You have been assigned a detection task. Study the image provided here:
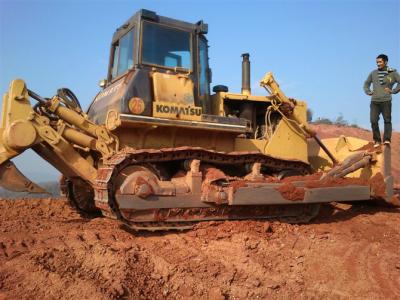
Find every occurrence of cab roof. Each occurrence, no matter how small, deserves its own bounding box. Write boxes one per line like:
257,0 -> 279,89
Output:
111,9 -> 208,44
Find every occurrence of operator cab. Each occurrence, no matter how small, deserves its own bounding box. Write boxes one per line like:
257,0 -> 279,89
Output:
88,10 -> 211,122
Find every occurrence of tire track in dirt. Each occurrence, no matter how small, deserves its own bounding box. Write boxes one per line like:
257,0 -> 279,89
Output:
342,240 -> 399,299
366,244 -> 400,299
343,241 -> 370,285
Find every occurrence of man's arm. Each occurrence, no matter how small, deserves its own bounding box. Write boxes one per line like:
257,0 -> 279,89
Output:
363,72 -> 373,95
391,71 -> 400,94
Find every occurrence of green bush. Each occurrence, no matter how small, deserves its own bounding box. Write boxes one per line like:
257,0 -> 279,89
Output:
313,117 -> 333,125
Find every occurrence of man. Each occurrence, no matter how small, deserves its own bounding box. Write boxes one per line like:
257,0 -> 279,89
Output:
364,54 -> 400,146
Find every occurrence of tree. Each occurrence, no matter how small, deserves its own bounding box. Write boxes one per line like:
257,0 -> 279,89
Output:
335,113 -> 348,126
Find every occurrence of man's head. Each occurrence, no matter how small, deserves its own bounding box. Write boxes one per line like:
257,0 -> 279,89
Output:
376,54 -> 388,70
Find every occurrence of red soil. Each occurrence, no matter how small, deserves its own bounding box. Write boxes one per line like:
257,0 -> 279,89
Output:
0,198 -> 399,299
276,182 -> 305,201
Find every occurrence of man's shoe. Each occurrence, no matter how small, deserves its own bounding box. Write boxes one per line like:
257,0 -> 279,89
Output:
373,142 -> 381,148
383,140 -> 391,145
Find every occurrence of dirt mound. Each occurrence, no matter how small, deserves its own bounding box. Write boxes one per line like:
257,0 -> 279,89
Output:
1,198 -> 399,299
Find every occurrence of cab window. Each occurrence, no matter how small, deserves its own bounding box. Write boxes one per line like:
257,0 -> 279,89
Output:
111,29 -> 134,79
198,37 -> 210,97
141,22 -> 191,70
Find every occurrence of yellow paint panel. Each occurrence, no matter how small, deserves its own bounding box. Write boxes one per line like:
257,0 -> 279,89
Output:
152,72 -> 194,105
234,138 -> 266,152
264,119 -> 308,163
293,100 -> 307,124
0,80 -> 35,164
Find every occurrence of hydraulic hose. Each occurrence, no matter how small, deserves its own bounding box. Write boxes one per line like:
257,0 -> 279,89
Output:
28,89 -> 47,105
57,88 -> 82,112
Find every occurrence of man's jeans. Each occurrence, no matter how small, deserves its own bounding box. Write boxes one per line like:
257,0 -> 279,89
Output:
370,101 -> 392,142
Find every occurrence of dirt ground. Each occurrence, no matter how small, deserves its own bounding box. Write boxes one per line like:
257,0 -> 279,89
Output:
0,198 -> 399,300
0,125 -> 399,300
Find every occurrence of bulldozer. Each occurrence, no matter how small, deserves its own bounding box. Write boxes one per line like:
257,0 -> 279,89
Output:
0,9 -> 396,230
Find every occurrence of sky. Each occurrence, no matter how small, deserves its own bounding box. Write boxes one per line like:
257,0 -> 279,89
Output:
0,0 -> 399,182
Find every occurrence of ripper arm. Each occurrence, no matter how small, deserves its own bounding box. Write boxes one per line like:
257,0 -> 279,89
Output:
0,79 -> 119,192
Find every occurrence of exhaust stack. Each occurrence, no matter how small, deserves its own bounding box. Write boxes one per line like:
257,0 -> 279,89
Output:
241,53 -> 251,95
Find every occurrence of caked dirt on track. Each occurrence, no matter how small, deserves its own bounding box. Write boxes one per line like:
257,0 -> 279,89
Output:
0,198 -> 399,300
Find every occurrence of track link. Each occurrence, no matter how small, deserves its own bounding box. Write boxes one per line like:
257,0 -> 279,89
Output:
93,146 -> 317,230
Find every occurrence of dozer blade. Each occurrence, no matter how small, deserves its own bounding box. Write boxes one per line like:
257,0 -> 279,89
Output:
0,160 -> 47,193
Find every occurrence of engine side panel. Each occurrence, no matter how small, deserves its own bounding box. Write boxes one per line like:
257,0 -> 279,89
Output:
88,69 -> 153,124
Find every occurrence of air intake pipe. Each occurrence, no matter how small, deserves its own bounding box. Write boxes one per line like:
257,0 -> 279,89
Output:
241,53 -> 251,95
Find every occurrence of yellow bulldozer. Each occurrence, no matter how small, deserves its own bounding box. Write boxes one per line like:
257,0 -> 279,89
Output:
0,10 -> 395,230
